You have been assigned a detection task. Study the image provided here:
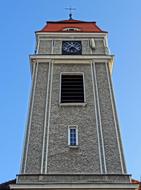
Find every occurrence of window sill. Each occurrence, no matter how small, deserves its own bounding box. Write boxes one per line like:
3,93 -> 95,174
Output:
69,145 -> 79,149
59,102 -> 87,107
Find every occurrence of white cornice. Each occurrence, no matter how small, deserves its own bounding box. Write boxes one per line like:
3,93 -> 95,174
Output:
29,54 -> 114,61
36,32 -> 108,39
29,55 -> 114,74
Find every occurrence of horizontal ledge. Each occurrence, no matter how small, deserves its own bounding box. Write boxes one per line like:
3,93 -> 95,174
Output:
10,183 -> 138,189
59,103 -> 87,106
17,174 -> 132,176
29,54 -> 114,61
69,145 -> 79,149
35,32 -> 108,37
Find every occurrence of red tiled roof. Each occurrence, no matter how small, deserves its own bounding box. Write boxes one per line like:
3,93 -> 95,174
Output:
132,179 -> 141,190
38,19 -> 107,33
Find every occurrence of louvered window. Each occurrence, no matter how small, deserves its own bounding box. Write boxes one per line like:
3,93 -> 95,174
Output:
61,74 -> 84,103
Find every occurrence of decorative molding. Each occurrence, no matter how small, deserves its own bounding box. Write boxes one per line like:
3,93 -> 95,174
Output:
10,183 -> 138,189
29,55 -> 114,74
93,62 -> 107,174
36,32 -> 108,38
30,55 -> 114,61
91,63 -> 103,174
40,62 -> 51,174
45,61 -> 54,173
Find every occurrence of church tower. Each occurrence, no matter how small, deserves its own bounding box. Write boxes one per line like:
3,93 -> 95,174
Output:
11,17 -> 138,190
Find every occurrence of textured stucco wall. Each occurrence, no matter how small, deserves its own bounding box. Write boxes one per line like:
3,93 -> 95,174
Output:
47,63 -> 101,173
22,62 -> 49,174
17,174 -> 130,184
38,39 -> 106,55
94,40 -> 105,54
38,40 -> 52,54
21,61 -> 126,176
95,62 -> 123,173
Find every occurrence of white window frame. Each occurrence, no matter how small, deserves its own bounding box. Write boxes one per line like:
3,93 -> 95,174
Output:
68,125 -> 78,146
63,28 -> 80,31
59,72 -> 86,106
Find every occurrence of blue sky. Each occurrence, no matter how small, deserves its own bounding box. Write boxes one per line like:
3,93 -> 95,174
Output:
0,0 -> 141,183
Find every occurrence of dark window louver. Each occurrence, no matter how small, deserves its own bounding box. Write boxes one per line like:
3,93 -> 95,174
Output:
61,75 -> 84,103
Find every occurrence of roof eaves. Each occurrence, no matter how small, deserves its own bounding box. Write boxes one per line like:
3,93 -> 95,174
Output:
0,179 -> 16,190
35,30 -> 108,33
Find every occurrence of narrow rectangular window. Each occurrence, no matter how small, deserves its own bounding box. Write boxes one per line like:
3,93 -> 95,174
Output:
61,74 -> 84,103
68,126 -> 78,146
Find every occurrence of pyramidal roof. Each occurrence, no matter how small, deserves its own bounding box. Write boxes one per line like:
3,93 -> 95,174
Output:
38,19 -> 107,33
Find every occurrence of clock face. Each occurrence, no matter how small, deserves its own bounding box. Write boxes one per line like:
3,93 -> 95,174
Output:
62,41 -> 82,55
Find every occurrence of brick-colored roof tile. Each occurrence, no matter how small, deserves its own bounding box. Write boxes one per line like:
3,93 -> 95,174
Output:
132,179 -> 141,190
38,19 -> 107,33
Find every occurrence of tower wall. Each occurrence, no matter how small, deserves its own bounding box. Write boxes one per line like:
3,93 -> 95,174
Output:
38,38 -> 106,55
21,62 -> 49,174
21,61 -> 126,175
47,63 -> 100,174
94,62 -> 126,173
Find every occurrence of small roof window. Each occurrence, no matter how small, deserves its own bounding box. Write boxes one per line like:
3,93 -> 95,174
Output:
63,27 -> 80,31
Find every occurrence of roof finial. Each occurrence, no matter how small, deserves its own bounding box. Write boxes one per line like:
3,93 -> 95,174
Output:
69,13 -> 72,20
65,7 -> 76,20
